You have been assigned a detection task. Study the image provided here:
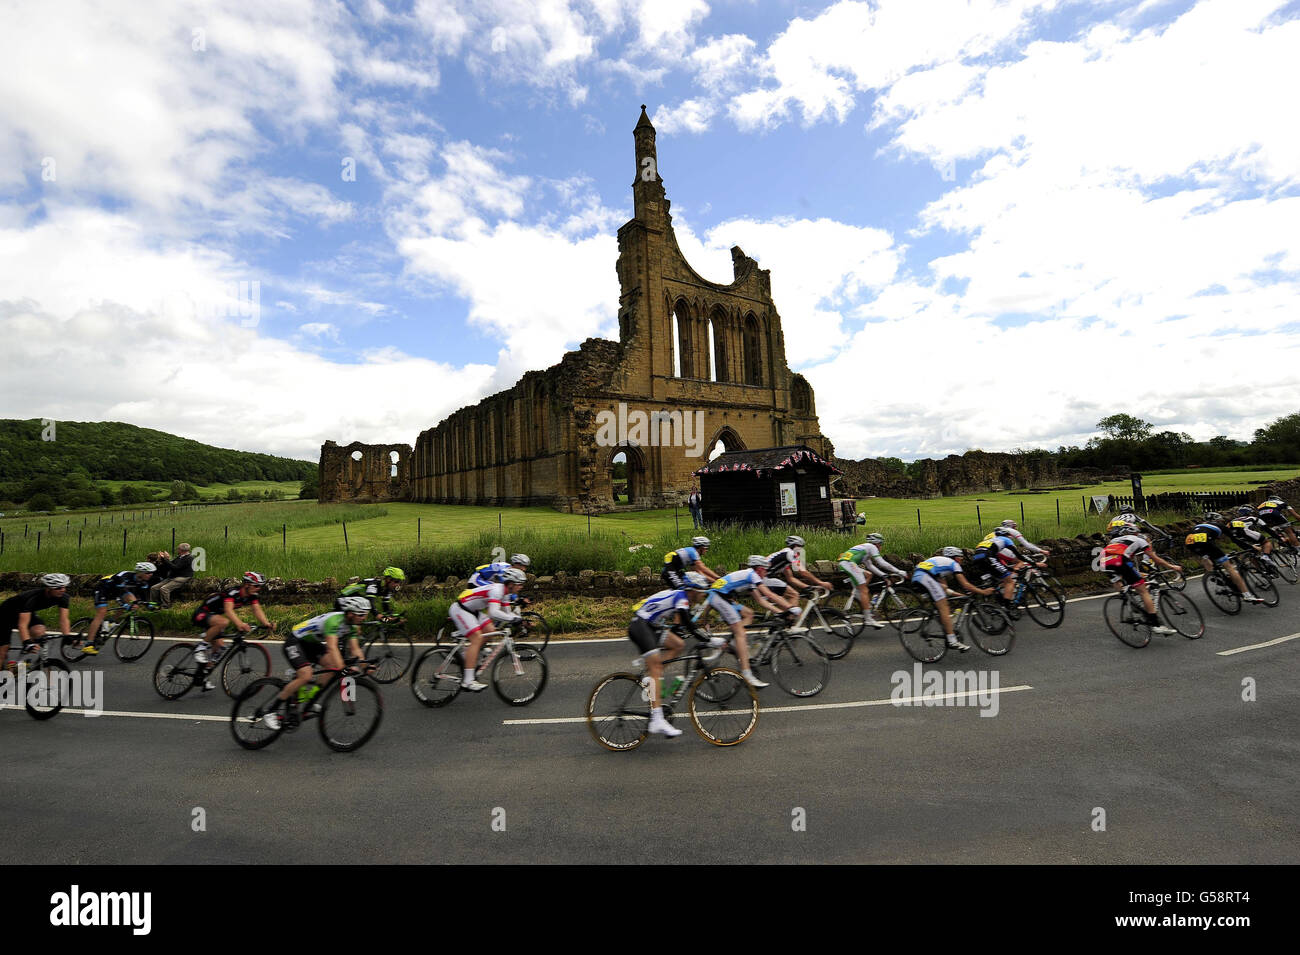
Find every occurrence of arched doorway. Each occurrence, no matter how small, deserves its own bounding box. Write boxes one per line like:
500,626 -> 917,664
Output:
706,426 -> 745,462
605,444 -> 647,507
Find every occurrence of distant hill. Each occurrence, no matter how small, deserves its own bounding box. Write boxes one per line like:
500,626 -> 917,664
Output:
0,419 -> 314,485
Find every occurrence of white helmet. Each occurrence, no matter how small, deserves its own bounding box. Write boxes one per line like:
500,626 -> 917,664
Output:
747,554 -> 770,568
682,571 -> 709,590
691,536 -> 711,549
503,568 -> 528,584
1000,519 -> 1017,530
41,573 -> 71,588
243,571 -> 267,586
135,561 -> 156,573
785,535 -> 805,548
339,596 -> 371,614
864,533 -> 884,545
941,546 -> 964,559
510,554 -> 531,567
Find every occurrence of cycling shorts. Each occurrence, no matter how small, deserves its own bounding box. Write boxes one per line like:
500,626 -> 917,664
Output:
968,552 -> 1009,582
283,633 -> 326,669
661,568 -> 687,590
839,560 -> 868,586
706,592 -> 746,625
448,601 -> 492,638
1186,540 -> 1229,566
910,570 -> 948,604
1104,557 -> 1143,587
628,617 -> 671,656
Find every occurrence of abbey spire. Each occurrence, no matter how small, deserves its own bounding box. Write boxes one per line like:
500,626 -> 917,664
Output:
632,105 -> 666,220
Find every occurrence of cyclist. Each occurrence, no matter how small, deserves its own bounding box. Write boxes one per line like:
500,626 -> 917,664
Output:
338,566 -> 406,620
997,519 -> 1051,559
766,535 -> 832,597
910,547 -> 997,652
77,562 -> 155,656
836,534 -> 906,629
1186,513 -> 1263,604
1100,525 -> 1178,634
967,529 -> 1027,604
260,595 -> 371,730
1,572 -> 72,671
627,572 -> 718,739
191,572 -> 276,668
1256,497 -> 1300,548
1225,506 -> 1281,576
706,555 -> 800,688
449,567 -> 528,692
1106,511 -> 1145,534
662,537 -> 718,589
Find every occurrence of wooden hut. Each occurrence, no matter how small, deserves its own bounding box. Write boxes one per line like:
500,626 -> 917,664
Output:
694,445 -> 842,527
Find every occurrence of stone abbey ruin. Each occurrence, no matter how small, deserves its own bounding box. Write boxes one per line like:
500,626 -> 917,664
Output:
320,106 -> 831,511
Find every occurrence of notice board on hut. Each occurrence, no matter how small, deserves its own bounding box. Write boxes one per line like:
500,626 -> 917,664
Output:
694,445 -> 841,527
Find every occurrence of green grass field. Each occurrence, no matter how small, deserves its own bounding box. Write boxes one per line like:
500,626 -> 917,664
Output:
91,479 -> 304,500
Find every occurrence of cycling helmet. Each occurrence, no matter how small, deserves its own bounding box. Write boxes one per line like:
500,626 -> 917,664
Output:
1119,512 -> 1137,521
785,535 -> 805,548
41,572 -> 71,588
339,596 -> 371,615
502,568 -> 528,584
864,533 -> 884,545
1204,511 -> 1223,523
510,554 -> 531,567
1000,519 -> 1017,530
1237,505 -> 1256,517
135,561 -> 156,573
1121,523 -> 1140,535
941,546 -> 963,559
691,536 -> 711,549
382,566 -> 405,581
682,571 -> 709,591
746,554 -> 771,568
243,571 -> 267,586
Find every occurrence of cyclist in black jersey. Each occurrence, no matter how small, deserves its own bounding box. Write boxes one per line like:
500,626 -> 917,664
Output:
191,571 -> 276,666
77,562 -> 155,656
1,573 -> 71,670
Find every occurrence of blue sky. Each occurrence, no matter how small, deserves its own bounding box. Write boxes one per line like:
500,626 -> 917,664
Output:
2,0 -> 1298,462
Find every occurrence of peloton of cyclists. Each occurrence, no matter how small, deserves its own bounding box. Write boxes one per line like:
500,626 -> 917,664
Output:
1185,513 -> 1265,604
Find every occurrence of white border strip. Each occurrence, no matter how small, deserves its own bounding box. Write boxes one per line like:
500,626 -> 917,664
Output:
1216,632 -> 1300,656
502,684 -> 1034,725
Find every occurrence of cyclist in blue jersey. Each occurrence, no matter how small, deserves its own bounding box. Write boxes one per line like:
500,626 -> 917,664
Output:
662,537 -> 718,589
75,562 -> 155,657
910,547 -> 996,652
706,556 -> 800,688
1185,513 -> 1262,603
627,572 -> 718,738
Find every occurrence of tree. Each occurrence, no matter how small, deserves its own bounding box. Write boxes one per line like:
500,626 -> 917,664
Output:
1096,414 -> 1152,442
226,488 -> 243,501
1253,412 -> 1300,462
27,492 -> 55,511
298,474 -> 319,500
119,484 -> 147,504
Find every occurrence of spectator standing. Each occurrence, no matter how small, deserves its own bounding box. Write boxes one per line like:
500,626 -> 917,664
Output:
688,486 -> 703,528
151,543 -> 195,608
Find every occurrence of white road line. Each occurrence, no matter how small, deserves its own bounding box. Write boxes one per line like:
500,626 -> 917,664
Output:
1216,632 -> 1300,656
502,684 -> 1034,725
0,704 -> 227,722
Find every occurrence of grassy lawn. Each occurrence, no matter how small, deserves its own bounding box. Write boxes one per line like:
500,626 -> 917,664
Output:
91,479 -> 304,500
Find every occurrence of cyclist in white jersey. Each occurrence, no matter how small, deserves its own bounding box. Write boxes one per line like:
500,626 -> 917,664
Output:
627,572 -> 717,738
910,547 -> 996,651
837,534 -> 906,629
765,535 -> 832,597
449,568 -> 527,691
706,556 -> 800,688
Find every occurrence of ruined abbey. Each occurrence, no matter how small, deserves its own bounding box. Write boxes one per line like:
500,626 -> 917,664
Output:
319,106 -> 831,512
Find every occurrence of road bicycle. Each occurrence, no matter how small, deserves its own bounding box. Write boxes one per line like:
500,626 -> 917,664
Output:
9,633 -> 72,719
701,611 -> 832,698
230,658 -> 383,752
832,574 -> 923,636
1199,552 -> 1278,615
63,601 -> 157,663
152,625 -> 273,699
410,616 -> 547,707
586,635 -> 759,750
1138,552 -> 1186,592
728,585 -> 859,661
986,557 -> 1067,628
360,616 -> 413,684
897,593 -> 1015,664
1103,580 -> 1204,648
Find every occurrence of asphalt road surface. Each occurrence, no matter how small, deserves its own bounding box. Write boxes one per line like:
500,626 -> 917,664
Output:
5,584 -> 1299,864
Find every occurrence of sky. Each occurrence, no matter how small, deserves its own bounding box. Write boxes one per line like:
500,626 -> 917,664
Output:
1,0 -> 1298,464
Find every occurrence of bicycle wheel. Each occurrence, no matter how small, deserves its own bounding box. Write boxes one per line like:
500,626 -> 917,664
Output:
586,673 -> 650,751
410,647 -> 463,707
364,625 -> 413,684
1103,595 -> 1149,648
112,616 -> 155,662
967,605 -> 1015,656
807,606 -> 854,660
688,667 -> 759,746
153,643 -> 201,699
1272,549 -> 1299,584
61,617 -> 95,663
24,658 -> 70,719
880,587 -> 922,628
220,641 -> 272,698
1023,580 -> 1066,628
1242,565 -> 1279,607
317,675 -> 384,752
1201,572 -> 1241,615
230,678 -> 287,750
491,645 -> 548,706
1159,590 -> 1204,639
898,608 -> 947,663
1161,569 -> 1187,591
770,633 -> 831,697
520,611 -> 551,651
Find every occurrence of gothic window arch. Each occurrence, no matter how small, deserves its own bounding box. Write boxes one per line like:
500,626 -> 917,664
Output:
742,312 -> 763,386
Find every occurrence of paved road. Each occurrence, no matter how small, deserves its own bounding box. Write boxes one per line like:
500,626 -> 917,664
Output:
5,585 -> 1299,864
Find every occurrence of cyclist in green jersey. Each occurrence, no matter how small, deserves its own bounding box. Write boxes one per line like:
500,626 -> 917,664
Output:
337,566 -> 405,621
261,596 -> 370,729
